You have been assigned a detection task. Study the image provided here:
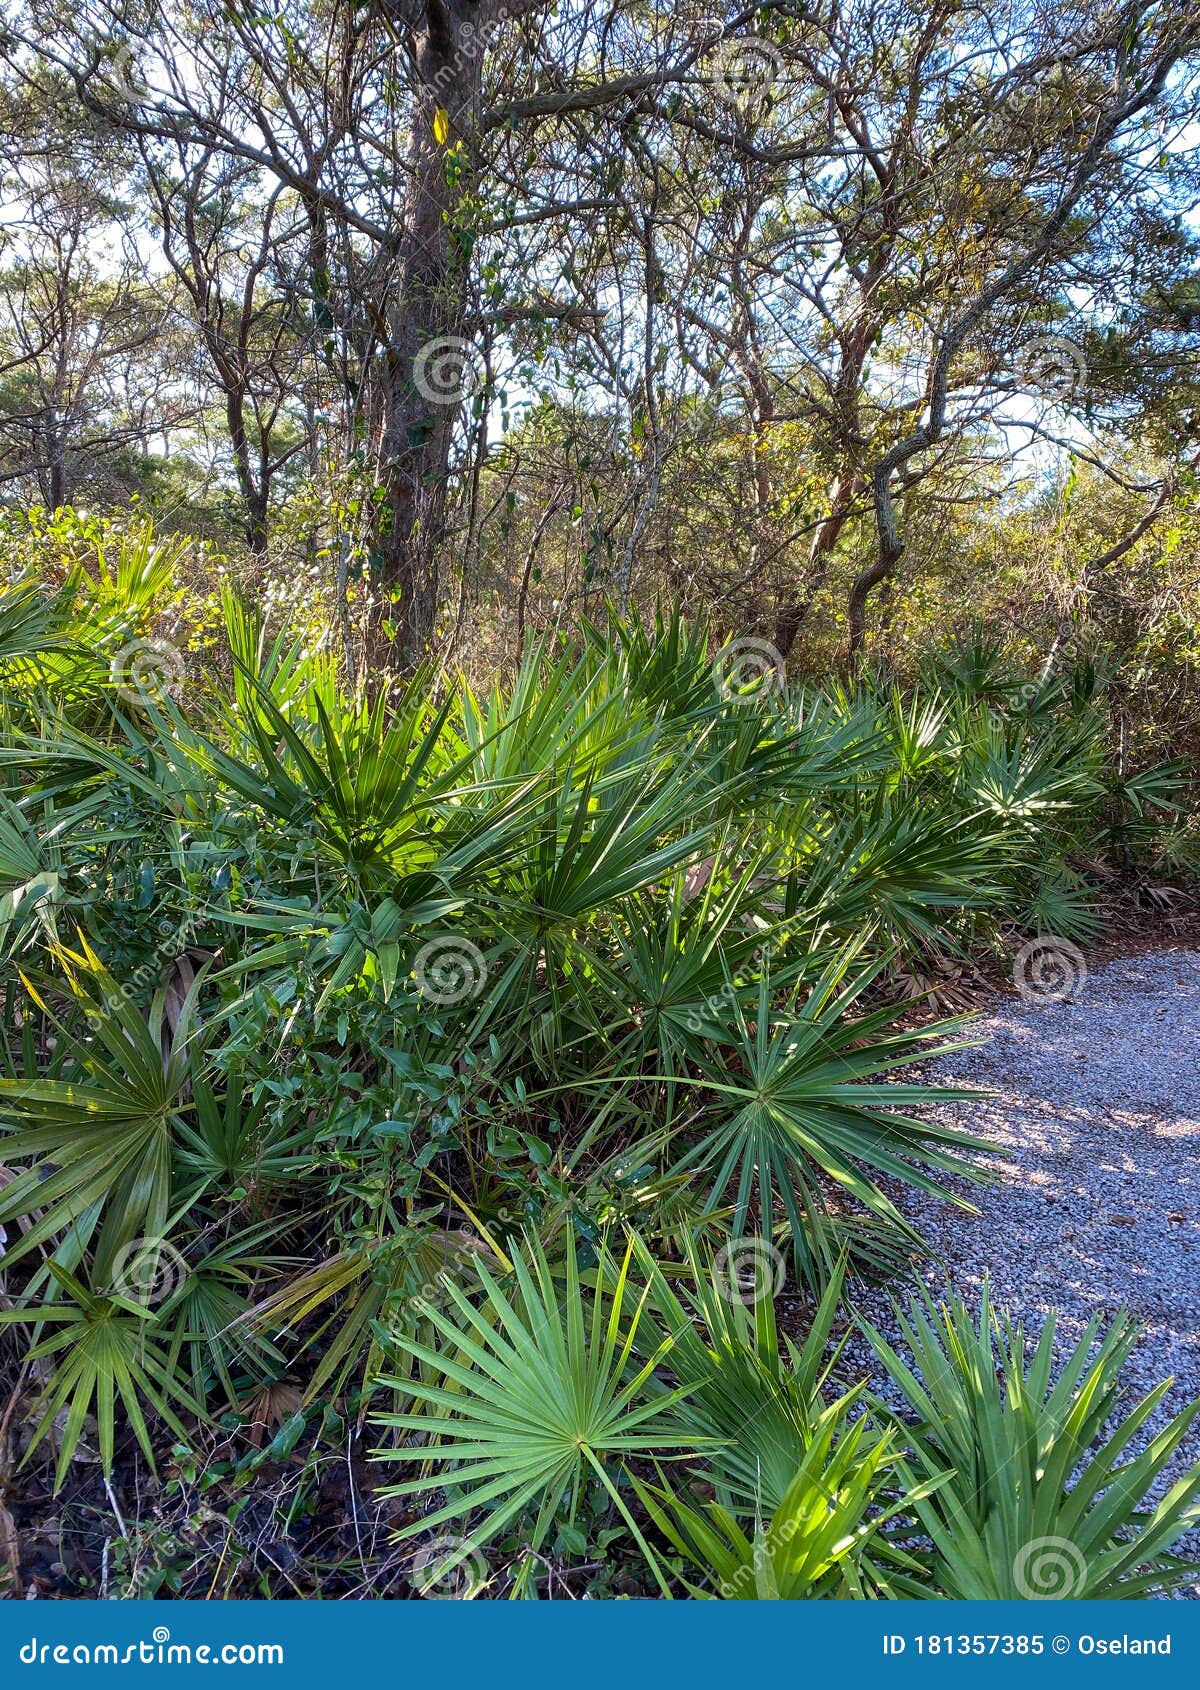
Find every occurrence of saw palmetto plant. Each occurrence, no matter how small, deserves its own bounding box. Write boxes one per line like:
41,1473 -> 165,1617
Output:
374,1231 -> 701,1591
0,557 -> 1195,1598
863,1287 -> 1200,1600
632,1399 -> 934,1599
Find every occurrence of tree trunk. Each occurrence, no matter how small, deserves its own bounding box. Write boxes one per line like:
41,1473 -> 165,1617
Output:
47,433 -> 66,511
772,473 -> 861,657
225,392 -> 269,555
370,1 -> 499,671
847,460 -> 904,667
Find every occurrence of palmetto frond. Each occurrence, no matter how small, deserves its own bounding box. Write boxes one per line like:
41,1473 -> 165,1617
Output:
633,1398 -> 928,1599
375,1231 -> 700,1584
680,950 -> 988,1287
864,1286 -> 1200,1599
0,935 -> 204,1279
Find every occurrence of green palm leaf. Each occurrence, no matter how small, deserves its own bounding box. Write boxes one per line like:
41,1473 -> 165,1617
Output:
374,1231 -> 702,1586
681,947 -> 989,1286
864,1286 -> 1200,1599
634,1398 -> 930,1598
0,1263 -> 202,1488
0,935 -> 202,1277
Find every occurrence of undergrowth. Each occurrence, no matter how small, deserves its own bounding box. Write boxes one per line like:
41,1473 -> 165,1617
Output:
1,528 -> 1198,1599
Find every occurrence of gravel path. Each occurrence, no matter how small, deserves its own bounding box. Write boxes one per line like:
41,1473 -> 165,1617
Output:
851,946 -> 1200,1543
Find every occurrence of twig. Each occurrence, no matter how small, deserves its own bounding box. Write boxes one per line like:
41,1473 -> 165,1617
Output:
103,1476 -> 127,1541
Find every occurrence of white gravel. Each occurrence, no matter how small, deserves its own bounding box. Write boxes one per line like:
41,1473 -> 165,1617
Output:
847,946 -> 1200,1569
